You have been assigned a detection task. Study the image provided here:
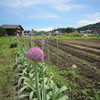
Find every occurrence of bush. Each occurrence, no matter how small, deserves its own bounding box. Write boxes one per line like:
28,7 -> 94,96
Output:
65,32 -> 81,37
4,34 -> 8,37
0,27 -> 5,37
9,42 -> 18,48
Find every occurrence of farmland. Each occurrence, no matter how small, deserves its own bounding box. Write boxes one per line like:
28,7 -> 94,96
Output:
0,37 -> 100,100
35,38 -> 100,100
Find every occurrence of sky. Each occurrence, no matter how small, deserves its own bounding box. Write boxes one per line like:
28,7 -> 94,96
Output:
0,0 -> 100,31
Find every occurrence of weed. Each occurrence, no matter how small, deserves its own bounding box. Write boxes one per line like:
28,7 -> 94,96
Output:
9,42 -> 18,48
0,37 -> 14,100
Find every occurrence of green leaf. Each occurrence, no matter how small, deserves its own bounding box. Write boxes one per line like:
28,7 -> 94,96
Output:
33,98 -> 37,100
44,77 -> 49,84
18,92 -> 29,99
56,86 -> 67,96
18,86 -> 28,95
25,81 -> 35,91
58,95 -> 69,100
29,91 -> 34,100
29,72 -> 34,78
18,76 -> 30,86
46,93 -> 51,100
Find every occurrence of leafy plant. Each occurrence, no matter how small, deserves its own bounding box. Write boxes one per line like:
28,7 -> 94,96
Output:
13,41 -> 68,100
0,27 -> 5,36
64,32 -> 81,37
9,42 -> 18,48
66,67 -> 80,80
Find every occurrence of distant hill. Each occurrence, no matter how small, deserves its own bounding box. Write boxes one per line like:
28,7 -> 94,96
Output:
77,22 -> 100,31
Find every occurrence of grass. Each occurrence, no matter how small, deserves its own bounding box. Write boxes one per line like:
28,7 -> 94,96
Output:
20,35 -> 100,39
47,63 -> 100,100
47,64 -> 79,99
0,37 -> 15,100
0,36 -> 100,100
50,35 -> 100,39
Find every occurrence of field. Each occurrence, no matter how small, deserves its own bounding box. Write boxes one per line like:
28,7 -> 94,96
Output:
33,35 -> 100,39
0,37 -> 100,100
0,37 -> 14,100
35,38 -> 100,99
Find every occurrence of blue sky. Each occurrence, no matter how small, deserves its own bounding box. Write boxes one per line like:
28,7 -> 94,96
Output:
0,0 -> 100,31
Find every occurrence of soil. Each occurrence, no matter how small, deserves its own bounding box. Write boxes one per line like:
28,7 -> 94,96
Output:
48,39 -> 100,68
0,55 -> 6,58
35,39 -> 100,89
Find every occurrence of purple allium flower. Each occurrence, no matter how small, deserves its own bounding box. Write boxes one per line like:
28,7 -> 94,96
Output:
26,47 -> 44,61
39,40 -> 45,44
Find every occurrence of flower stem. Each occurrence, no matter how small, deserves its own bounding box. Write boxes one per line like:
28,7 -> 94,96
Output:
42,63 -> 45,100
47,39 -> 50,65
56,36 -> 59,67
35,63 -> 41,100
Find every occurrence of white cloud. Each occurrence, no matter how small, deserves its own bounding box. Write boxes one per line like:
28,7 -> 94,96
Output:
75,13 -> 100,28
76,20 -> 93,27
0,0 -> 83,12
75,19 -> 100,28
0,0 -> 42,7
29,14 -> 59,19
0,0 -> 70,7
44,0 -> 70,4
53,4 -> 85,12
53,5 -> 71,11
16,0 -> 42,7
34,27 -> 55,32
0,0 -> 18,7
86,12 -> 100,20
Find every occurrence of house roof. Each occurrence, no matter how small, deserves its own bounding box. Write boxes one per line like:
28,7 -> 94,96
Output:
1,24 -> 24,30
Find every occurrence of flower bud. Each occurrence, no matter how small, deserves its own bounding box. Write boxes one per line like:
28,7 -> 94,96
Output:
26,47 -> 44,61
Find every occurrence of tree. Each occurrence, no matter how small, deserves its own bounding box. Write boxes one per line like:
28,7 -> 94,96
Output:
65,27 -> 75,33
0,27 -> 5,36
51,27 -> 75,33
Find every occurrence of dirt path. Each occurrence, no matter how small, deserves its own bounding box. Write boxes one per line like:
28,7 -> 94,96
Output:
60,39 -> 100,49
35,39 -> 100,84
36,39 -> 100,87
48,40 -> 100,69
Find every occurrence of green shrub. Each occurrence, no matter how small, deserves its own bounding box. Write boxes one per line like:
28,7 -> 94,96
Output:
9,42 -> 18,48
65,32 -> 81,37
0,27 -> 5,36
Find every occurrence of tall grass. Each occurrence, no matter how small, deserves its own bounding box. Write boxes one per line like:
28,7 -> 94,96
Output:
0,37 -> 14,100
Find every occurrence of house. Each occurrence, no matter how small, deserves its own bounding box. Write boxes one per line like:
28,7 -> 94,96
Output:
80,30 -> 93,34
80,31 -> 86,34
93,28 -> 100,35
52,30 -> 62,36
24,30 -> 31,36
80,28 -> 100,35
1,24 -> 24,36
